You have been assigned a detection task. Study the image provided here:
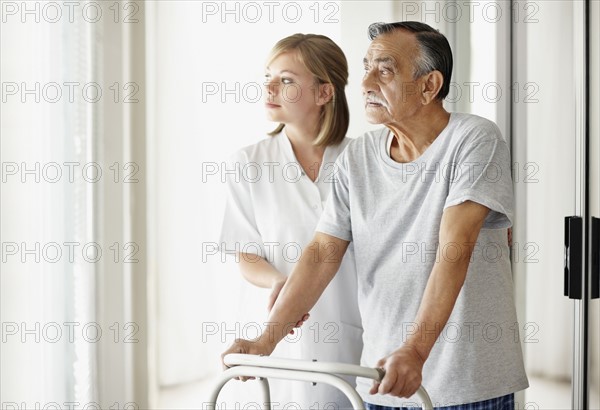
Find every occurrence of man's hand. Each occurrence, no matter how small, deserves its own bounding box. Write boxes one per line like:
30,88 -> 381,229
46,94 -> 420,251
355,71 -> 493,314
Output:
220,337 -> 275,381
370,345 -> 424,398
267,277 -> 310,334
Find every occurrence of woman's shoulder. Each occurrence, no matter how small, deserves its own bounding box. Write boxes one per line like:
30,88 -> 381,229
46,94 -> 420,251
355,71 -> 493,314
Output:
228,134 -> 282,163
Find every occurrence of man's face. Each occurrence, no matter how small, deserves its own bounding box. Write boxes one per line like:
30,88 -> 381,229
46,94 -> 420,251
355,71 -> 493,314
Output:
361,30 -> 424,126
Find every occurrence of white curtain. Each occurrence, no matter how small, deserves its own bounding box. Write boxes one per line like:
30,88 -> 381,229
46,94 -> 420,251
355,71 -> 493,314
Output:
1,6 -> 97,406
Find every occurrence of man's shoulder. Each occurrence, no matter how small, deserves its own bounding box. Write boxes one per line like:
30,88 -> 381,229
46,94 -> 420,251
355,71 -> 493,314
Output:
449,112 -> 504,143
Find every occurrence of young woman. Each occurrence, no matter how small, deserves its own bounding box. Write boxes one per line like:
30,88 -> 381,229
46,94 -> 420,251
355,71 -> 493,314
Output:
219,34 -> 363,409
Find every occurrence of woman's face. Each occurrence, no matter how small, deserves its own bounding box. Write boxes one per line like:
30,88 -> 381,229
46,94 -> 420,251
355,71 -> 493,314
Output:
264,51 -> 322,127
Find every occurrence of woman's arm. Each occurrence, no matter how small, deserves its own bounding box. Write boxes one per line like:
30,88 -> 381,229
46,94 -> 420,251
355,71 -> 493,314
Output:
238,253 -> 286,289
238,254 -> 296,314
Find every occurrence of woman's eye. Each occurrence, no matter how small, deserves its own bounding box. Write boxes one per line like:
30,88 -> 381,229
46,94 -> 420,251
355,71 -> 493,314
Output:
281,78 -> 293,85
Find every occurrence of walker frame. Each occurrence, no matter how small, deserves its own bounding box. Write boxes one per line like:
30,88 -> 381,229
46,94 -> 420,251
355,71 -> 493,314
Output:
206,354 -> 434,410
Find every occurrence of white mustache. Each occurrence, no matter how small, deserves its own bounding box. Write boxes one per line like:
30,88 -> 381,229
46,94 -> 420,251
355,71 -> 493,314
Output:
365,95 -> 387,107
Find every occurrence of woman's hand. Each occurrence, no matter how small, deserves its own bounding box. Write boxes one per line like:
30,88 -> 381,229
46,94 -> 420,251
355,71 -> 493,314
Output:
268,277 -> 310,334
369,345 -> 424,398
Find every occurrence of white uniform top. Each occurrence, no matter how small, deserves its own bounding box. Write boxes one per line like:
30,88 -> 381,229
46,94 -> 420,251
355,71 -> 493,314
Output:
219,130 -> 363,409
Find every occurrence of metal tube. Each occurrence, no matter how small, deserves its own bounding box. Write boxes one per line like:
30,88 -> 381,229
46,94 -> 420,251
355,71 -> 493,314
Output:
208,366 -> 367,409
205,354 -> 434,410
224,353 -> 381,380
257,377 -> 271,410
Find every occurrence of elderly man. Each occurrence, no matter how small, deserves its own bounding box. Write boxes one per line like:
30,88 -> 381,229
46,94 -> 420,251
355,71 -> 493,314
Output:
223,21 -> 528,409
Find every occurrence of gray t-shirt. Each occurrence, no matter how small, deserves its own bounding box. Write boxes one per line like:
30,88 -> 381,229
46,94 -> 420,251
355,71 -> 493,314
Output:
316,112 -> 528,407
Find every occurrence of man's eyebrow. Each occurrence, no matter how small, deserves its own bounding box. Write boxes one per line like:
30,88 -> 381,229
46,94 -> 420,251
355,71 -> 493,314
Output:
363,56 -> 396,65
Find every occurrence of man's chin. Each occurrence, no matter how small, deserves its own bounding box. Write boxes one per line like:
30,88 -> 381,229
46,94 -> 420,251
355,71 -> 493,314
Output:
364,114 -> 385,125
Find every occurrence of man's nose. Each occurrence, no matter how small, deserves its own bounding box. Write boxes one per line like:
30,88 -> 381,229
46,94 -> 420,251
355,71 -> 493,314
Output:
361,70 -> 378,94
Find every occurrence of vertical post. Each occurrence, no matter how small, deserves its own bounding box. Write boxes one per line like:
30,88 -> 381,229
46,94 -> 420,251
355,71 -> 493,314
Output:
124,1 -> 151,408
572,0 -> 588,408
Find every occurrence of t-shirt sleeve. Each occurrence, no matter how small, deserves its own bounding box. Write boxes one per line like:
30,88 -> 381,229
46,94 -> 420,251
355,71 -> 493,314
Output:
218,152 -> 265,257
316,151 -> 353,242
444,128 -> 514,229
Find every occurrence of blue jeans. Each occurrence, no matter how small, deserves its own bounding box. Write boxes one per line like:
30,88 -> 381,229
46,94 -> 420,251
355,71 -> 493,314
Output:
364,393 -> 514,410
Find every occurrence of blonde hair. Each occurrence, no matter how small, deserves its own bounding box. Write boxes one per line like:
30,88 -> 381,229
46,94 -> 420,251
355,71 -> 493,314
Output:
266,34 -> 349,147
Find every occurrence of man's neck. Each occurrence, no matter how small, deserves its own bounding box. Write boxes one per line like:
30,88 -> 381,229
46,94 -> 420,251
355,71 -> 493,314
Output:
387,107 -> 451,163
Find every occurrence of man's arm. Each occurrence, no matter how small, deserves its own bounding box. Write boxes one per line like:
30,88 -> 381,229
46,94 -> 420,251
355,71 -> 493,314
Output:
237,254 -> 309,331
221,232 -> 349,365
371,200 -> 490,398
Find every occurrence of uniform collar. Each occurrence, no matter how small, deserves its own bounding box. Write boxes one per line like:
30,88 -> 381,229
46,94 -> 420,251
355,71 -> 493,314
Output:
278,128 -> 299,165
278,128 -> 340,167
278,129 -> 344,183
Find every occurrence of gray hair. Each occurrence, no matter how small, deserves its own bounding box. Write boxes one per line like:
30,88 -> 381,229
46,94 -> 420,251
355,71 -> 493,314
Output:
368,21 -> 453,100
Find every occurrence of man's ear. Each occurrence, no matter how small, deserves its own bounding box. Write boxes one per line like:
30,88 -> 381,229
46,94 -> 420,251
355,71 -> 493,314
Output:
317,83 -> 334,106
420,70 -> 444,104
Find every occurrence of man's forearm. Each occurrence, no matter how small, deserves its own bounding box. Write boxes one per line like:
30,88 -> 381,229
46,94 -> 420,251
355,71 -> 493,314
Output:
405,201 -> 489,361
403,201 -> 489,361
258,234 -> 347,349
403,253 -> 471,361
369,202 -> 490,399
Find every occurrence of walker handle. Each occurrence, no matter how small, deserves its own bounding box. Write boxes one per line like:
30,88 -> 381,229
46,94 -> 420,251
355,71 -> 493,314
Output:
220,354 -> 434,410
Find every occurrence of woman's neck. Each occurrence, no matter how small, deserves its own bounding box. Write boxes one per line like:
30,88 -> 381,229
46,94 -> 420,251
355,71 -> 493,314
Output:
284,123 -> 325,156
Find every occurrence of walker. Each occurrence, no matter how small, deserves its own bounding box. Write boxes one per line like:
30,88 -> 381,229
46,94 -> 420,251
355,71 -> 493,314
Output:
207,354 -> 434,410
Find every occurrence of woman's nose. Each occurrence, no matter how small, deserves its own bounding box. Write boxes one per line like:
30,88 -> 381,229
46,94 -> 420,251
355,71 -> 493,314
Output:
265,79 -> 278,96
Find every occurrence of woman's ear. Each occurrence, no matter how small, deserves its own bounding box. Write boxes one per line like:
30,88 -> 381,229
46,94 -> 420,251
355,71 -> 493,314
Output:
317,83 -> 334,106
420,70 -> 444,105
